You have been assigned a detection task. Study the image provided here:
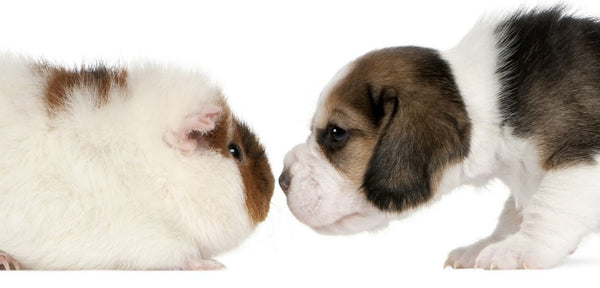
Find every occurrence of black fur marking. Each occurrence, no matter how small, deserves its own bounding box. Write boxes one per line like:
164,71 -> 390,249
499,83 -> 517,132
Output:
362,93 -> 433,210
496,8 -> 600,168
367,84 -> 397,126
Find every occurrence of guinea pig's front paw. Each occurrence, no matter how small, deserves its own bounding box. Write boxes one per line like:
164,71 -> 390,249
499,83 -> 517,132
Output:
184,259 -> 226,271
163,105 -> 222,154
0,250 -> 21,270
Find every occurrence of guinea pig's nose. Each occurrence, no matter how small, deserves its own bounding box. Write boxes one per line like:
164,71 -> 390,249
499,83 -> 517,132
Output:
278,170 -> 291,195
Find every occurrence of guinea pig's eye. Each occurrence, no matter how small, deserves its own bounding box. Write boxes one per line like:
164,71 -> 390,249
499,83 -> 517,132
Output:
330,125 -> 348,142
228,143 -> 243,161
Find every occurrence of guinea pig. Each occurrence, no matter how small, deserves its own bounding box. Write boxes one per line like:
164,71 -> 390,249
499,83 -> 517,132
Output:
0,54 -> 273,270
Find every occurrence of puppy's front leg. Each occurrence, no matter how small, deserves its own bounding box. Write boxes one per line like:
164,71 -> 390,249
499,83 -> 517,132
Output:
475,163 -> 600,269
445,196 -> 522,269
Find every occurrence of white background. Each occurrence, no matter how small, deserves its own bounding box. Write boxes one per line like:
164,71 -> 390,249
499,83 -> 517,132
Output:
3,0 -> 600,287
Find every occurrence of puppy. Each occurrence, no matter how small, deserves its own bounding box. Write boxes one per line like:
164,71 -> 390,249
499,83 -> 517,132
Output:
280,8 -> 600,269
0,55 -> 273,270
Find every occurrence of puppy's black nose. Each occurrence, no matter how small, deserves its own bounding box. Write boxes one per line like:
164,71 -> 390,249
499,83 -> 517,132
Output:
278,170 -> 291,195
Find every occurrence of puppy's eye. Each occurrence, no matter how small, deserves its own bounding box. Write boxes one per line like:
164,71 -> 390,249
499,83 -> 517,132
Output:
228,143 -> 243,161
330,126 -> 347,142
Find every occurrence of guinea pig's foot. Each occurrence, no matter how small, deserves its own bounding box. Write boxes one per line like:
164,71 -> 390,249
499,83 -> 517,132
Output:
0,251 -> 21,270
163,105 -> 222,154
184,259 -> 226,270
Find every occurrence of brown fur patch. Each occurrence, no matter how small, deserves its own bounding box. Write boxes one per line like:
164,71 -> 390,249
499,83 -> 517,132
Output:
315,47 -> 471,211
230,119 -> 273,224
316,99 -> 379,183
188,99 -> 272,223
35,63 -> 127,116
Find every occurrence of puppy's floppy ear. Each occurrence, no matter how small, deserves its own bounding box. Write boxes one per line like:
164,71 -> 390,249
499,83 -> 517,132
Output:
362,86 -> 469,212
367,84 -> 396,126
363,86 -> 430,211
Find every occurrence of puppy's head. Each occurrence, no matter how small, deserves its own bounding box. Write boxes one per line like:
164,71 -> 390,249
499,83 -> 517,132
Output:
280,47 -> 470,234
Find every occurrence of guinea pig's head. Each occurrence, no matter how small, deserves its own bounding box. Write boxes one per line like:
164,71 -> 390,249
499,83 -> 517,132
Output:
279,47 -> 471,234
165,99 -> 274,226
209,113 -> 274,225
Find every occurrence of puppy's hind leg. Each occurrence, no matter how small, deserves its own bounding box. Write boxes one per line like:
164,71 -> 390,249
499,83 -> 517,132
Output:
475,162 -> 600,269
445,196 -> 522,269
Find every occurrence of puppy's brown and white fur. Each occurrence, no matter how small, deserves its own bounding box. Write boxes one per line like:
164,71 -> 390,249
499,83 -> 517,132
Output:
0,56 -> 273,270
280,8 -> 600,269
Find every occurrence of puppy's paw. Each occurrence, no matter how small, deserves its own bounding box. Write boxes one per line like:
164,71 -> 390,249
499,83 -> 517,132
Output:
184,259 -> 226,270
445,239 -> 494,269
0,250 -> 21,270
474,234 -> 565,269
163,105 -> 222,154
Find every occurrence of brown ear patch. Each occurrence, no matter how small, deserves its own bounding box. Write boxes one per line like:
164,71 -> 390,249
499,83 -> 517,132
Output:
230,119 -> 274,224
35,63 -> 127,116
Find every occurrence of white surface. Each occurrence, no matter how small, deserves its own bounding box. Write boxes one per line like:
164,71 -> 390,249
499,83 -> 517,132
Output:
2,0 -> 600,286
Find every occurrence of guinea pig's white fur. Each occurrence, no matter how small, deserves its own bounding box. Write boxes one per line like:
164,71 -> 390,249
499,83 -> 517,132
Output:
0,54 -> 271,270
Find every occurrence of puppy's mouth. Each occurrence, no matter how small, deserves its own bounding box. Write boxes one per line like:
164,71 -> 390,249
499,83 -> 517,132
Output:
311,213 -> 359,234
311,212 -> 375,235
326,212 -> 362,227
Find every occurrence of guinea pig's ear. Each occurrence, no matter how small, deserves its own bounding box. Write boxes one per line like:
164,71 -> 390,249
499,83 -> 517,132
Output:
362,87 -> 433,212
163,104 -> 222,154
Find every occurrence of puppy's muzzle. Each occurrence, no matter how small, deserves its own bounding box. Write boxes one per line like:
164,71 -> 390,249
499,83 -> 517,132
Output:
278,169 -> 291,195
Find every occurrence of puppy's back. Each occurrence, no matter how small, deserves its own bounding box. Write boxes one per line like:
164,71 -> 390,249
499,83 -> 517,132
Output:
496,8 -> 600,169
